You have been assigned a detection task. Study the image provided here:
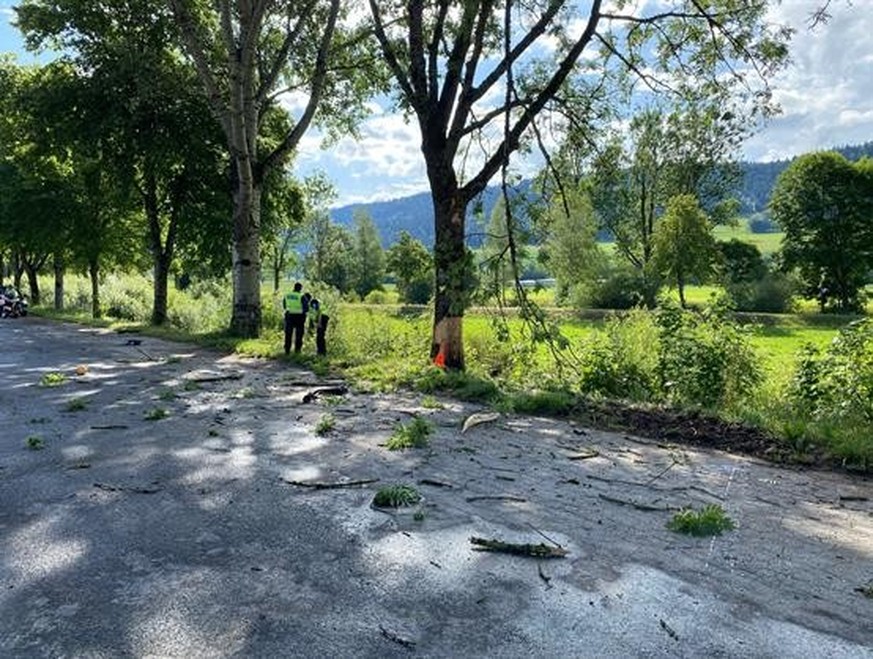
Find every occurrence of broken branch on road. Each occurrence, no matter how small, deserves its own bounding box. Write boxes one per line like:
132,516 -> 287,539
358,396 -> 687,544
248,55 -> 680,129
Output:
282,477 -> 378,489
470,536 -> 568,558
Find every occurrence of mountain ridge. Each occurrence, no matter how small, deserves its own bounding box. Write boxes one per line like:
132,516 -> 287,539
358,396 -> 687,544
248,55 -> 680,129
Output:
330,141 -> 873,247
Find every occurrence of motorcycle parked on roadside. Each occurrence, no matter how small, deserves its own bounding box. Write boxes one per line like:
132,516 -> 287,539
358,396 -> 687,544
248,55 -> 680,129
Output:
0,286 -> 28,318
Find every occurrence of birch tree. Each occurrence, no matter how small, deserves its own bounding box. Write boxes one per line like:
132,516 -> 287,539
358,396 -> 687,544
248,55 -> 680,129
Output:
168,0 -> 369,336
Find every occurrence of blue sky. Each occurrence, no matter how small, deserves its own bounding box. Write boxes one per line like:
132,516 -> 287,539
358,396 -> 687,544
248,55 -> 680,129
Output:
3,1 -> 873,206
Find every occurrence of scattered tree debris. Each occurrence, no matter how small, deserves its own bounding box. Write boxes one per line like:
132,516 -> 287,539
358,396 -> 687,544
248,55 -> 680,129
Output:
91,424 -> 129,430
567,450 -> 600,461
134,347 -> 157,361
419,478 -> 454,488
94,482 -> 161,494
462,412 -> 500,434
282,477 -> 378,489
659,618 -> 680,641
645,459 -> 680,485
465,495 -> 526,503
839,495 -> 869,502
184,371 -> 244,383
470,536 -> 567,558
538,564 -> 553,588
598,493 -> 678,512
302,385 -> 349,404
66,463 -> 91,470
379,625 -> 416,649
854,582 -> 873,599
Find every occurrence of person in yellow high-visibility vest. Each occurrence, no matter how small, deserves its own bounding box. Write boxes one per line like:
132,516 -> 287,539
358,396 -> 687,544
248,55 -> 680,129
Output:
282,282 -> 309,355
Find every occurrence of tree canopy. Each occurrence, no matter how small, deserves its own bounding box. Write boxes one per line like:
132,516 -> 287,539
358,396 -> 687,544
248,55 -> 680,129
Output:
769,151 -> 873,313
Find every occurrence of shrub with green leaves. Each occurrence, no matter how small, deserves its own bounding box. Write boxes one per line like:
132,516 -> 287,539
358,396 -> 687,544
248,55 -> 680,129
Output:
386,416 -> 432,450
373,484 -> 421,508
667,504 -> 736,537
788,319 -> 873,425
577,310 -> 659,401
655,302 -> 762,409
102,273 -> 152,321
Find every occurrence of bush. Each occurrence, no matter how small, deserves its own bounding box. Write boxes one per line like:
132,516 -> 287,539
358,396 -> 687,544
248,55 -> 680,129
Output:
577,311 -> 659,401
655,302 -> 762,409
102,273 -> 152,321
404,278 -> 433,305
167,278 -> 232,333
364,289 -> 389,305
788,319 -> 873,426
727,272 -> 797,313
747,215 -> 781,234
580,266 -> 651,310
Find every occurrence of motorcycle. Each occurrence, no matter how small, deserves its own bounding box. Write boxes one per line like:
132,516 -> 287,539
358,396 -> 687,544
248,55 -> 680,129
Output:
0,287 -> 27,318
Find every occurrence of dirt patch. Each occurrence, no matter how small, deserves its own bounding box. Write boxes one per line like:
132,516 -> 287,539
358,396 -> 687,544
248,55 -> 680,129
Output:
573,400 -> 837,470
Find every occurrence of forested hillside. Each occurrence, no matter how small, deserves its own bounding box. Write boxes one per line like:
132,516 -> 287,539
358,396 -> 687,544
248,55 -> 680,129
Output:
331,142 -> 873,246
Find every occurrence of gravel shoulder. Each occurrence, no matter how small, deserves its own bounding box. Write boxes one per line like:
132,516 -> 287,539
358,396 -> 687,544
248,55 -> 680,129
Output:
1,317 -> 871,657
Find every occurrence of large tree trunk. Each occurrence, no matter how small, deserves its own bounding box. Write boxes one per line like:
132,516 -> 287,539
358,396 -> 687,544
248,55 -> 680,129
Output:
677,272 -> 687,308
23,261 -> 40,305
12,251 -> 23,291
230,174 -> 262,337
53,254 -> 64,311
152,252 -> 171,325
144,169 -> 176,327
89,259 -> 101,319
272,251 -> 280,293
430,190 -> 469,371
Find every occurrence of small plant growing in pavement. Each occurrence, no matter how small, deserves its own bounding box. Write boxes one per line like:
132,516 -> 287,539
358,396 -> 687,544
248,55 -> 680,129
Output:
667,504 -> 736,537
373,484 -> 422,508
144,407 -> 169,421
315,413 -> 336,436
25,436 -> 44,450
40,372 -> 67,387
65,397 -> 88,412
421,395 -> 444,410
158,388 -> 177,401
386,416 -> 432,450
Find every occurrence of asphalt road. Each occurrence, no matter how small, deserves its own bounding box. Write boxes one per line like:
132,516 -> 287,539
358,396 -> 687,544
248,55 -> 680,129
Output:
1,317 -> 871,658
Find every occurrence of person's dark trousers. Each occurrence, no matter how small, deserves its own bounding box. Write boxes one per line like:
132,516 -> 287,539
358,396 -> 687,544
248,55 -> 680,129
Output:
284,313 -> 305,354
315,315 -> 329,356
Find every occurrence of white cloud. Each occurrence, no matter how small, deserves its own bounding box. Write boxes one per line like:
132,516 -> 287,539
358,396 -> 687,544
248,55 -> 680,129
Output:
744,0 -> 873,160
